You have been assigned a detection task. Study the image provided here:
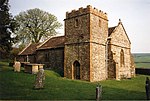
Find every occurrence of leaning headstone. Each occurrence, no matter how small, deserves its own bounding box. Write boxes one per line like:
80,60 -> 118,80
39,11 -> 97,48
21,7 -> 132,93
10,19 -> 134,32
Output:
34,68 -> 45,89
96,84 -> 102,101
13,61 -> 21,72
145,77 -> 150,100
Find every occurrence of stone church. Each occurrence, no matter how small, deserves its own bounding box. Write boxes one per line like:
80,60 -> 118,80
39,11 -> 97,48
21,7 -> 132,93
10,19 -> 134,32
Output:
18,5 -> 135,82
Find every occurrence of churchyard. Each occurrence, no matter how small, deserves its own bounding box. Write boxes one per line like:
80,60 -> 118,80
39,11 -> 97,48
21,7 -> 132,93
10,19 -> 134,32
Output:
0,58 -> 150,100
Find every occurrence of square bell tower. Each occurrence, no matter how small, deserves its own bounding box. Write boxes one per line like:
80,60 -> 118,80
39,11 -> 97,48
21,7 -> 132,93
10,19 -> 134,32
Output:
64,5 -> 108,82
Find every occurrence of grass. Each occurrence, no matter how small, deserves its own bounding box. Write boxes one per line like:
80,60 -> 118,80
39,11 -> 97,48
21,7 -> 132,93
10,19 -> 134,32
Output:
133,53 -> 150,62
133,53 -> 150,68
0,61 -> 150,100
135,62 -> 150,68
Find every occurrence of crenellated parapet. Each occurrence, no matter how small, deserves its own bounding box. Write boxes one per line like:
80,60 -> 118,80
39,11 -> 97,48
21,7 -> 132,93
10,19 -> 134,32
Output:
65,5 -> 108,20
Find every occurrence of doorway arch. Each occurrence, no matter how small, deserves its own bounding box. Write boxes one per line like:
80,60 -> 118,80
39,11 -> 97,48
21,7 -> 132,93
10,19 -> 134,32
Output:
73,61 -> 80,79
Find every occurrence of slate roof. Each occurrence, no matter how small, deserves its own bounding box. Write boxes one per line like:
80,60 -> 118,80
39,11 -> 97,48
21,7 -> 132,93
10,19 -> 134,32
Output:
18,43 -> 41,55
108,26 -> 116,36
37,36 -> 65,50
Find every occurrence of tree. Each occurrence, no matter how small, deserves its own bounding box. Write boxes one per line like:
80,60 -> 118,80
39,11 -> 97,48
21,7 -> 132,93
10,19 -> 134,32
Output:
10,44 -> 25,60
0,0 -> 15,59
14,8 -> 62,45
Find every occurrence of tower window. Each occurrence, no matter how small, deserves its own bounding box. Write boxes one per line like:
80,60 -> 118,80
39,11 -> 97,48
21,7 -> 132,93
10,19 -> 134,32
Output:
99,19 -> 101,27
75,19 -> 79,27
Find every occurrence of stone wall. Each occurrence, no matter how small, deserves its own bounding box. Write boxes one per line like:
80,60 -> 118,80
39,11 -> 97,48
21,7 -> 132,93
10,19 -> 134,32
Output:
64,14 -> 90,44
64,6 -> 91,81
29,55 -> 36,63
65,5 -> 107,21
89,12 -> 108,82
17,55 -> 35,63
64,44 -> 90,81
64,5 -> 108,82
17,55 -> 26,62
17,5 -> 135,82
90,43 -> 107,81
110,45 -> 131,80
109,22 -> 134,80
110,22 -> 131,48
36,48 -> 64,76
107,43 -> 116,79
90,13 -> 108,44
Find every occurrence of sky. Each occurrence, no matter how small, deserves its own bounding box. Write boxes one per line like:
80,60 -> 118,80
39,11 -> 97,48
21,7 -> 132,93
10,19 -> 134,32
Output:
9,0 -> 150,53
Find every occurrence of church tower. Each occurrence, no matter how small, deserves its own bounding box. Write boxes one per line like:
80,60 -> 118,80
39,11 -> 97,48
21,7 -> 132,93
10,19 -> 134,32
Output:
64,5 -> 108,82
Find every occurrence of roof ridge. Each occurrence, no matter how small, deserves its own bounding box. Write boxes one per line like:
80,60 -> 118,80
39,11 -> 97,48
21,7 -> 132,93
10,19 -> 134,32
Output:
37,36 -> 65,50
37,37 -> 52,49
118,21 -> 131,44
108,20 -> 131,44
37,36 -> 65,49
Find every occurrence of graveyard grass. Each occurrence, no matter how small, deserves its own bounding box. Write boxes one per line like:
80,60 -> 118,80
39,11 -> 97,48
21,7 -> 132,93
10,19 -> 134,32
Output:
0,61 -> 150,100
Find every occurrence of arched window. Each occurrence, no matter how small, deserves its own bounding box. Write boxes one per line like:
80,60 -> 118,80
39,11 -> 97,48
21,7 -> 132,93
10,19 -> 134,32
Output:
120,49 -> 124,67
73,60 -> 80,79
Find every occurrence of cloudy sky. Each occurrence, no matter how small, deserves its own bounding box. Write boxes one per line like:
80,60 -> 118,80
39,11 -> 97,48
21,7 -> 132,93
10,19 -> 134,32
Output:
9,0 -> 150,53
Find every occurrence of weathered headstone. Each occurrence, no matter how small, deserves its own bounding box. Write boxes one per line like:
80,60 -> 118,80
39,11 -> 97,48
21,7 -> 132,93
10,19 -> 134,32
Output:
145,77 -> 150,100
96,84 -> 102,101
13,61 -> 21,72
34,68 -> 45,89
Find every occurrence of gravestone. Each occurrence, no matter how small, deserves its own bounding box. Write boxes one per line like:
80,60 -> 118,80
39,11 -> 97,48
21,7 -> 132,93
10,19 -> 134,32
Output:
145,77 -> 150,100
13,61 -> 21,72
96,84 -> 102,101
34,68 -> 45,89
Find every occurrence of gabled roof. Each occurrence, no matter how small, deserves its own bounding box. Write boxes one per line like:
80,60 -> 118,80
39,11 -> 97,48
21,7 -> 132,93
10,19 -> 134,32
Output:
108,20 -> 131,44
119,21 -> 131,44
18,43 -> 41,55
37,36 -> 65,50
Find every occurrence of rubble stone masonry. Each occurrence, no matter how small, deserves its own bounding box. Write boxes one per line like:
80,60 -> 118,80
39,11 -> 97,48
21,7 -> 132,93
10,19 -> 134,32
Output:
64,5 -> 109,82
64,5 -> 135,82
19,5 -> 135,82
